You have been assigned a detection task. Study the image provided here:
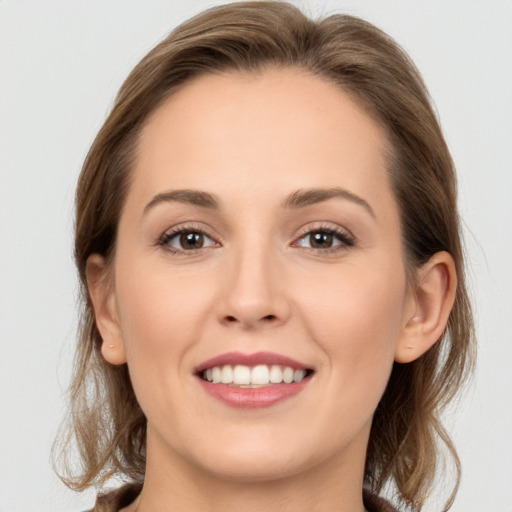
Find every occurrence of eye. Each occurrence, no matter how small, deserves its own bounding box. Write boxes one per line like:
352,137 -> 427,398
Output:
159,228 -> 217,253
295,228 -> 354,251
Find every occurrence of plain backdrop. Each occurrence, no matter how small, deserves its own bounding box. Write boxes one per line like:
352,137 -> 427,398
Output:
1,1 -> 511,511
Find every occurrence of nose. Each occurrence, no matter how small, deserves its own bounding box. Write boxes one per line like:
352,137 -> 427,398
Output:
216,244 -> 291,329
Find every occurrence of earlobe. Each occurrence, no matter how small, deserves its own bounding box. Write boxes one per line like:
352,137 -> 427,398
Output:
395,251 -> 457,364
86,254 -> 127,365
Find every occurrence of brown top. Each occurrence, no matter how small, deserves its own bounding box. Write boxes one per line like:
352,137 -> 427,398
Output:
88,483 -> 399,512
88,483 -> 141,512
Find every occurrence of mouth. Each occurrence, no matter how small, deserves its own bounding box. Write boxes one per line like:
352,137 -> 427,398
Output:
195,352 -> 314,408
199,364 -> 313,387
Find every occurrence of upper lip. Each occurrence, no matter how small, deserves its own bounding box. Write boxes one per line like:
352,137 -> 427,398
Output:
195,351 -> 312,374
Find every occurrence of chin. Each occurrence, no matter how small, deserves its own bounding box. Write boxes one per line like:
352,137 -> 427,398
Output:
198,451 -> 312,483
182,429 -> 330,484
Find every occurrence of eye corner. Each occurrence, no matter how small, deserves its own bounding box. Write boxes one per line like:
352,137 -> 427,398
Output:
291,224 -> 355,254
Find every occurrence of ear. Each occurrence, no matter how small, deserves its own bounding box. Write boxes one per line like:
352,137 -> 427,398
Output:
86,254 -> 127,365
395,251 -> 457,364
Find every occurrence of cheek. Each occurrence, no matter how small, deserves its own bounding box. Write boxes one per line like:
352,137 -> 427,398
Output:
113,258 -> 215,379
112,259 -> 222,427
299,259 -> 406,401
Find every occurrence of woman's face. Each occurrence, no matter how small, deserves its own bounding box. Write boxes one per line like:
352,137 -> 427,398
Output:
101,69 -> 417,481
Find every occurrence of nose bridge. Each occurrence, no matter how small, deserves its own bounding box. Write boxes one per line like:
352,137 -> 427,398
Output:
219,233 -> 289,328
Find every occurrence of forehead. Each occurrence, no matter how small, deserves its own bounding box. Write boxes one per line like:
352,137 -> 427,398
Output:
131,68 -> 393,214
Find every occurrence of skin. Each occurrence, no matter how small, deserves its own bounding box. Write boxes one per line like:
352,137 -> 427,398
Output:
88,68 -> 456,512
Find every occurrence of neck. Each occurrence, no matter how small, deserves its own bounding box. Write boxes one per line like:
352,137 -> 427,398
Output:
130,426 -> 369,512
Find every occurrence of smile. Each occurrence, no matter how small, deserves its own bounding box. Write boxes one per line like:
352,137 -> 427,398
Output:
201,364 -> 310,387
195,352 -> 314,408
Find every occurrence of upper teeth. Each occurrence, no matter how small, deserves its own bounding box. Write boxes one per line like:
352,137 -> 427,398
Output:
202,365 -> 307,386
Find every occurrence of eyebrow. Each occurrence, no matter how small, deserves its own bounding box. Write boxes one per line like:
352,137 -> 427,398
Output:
282,187 -> 375,218
144,189 -> 220,214
143,186 -> 375,218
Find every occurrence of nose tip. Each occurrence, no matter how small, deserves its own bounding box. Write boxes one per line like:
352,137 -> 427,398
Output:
216,253 -> 290,330
221,299 -> 287,329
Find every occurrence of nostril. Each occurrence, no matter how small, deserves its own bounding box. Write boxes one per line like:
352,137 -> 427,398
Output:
224,314 -> 276,324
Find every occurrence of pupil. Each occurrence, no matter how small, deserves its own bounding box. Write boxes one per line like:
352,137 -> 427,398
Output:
180,232 -> 203,249
311,232 -> 332,248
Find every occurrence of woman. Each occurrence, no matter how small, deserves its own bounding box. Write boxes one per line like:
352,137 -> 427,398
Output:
56,2 -> 474,511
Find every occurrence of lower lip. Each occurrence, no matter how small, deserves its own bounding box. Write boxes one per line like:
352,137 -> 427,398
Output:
197,377 -> 310,409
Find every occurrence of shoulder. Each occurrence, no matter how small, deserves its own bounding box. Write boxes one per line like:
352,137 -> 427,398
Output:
86,484 -> 397,512
86,483 -> 142,512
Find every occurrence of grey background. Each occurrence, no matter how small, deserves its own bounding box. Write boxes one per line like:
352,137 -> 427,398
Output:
1,1 -> 511,510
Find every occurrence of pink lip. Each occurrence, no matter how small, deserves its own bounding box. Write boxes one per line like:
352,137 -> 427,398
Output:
197,379 -> 310,409
195,351 -> 313,409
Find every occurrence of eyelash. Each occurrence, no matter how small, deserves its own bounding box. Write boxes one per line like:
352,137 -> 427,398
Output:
292,224 -> 355,254
158,223 -> 218,255
158,224 -> 355,255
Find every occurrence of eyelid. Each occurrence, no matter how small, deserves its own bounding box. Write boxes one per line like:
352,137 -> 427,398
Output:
155,221 -> 355,255
291,222 -> 355,251
294,221 -> 354,239
157,222 -> 221,254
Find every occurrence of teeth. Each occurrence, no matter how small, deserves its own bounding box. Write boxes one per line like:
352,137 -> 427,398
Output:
220,365 -> 233,384
283,366 -> 294,383
212,367 -> 221,384
294,369 -> 306,382
251,365 -> 270,385
233,365 -> 251,385
202,364 -> 308,386
269,364 -> 283,383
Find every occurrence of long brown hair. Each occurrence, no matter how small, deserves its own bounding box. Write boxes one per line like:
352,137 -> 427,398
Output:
56,2 -> 475,509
